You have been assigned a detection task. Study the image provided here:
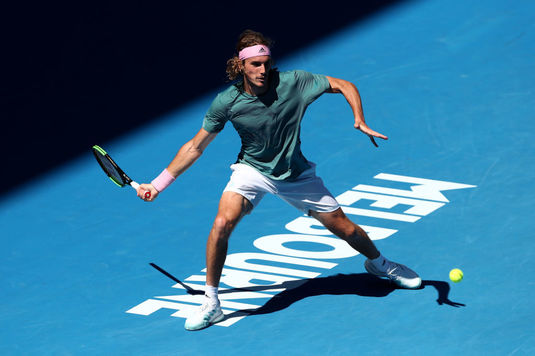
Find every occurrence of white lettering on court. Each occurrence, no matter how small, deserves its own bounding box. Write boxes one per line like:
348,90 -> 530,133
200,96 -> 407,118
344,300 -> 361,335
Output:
127,174 -> 476,327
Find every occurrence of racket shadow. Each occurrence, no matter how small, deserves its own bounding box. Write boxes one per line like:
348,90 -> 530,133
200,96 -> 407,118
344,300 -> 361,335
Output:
223,273 -> 465,320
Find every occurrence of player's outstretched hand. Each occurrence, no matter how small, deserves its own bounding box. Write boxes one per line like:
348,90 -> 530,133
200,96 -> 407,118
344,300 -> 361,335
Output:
137,183 -> 159,202
354,121 -> 388,147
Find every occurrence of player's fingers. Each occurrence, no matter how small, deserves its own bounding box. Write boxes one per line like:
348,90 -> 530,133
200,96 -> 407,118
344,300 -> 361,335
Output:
364,128 -> 388,141
143,190 -> 151,200
141,189 -> 149,201
137,184 -> 151,201
373,132 -> 388,140
141,186 -> 158,202
356,124 -> 388,141
144,189 -> 155,202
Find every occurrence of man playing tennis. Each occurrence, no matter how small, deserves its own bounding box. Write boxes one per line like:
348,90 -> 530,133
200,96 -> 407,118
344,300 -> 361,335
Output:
138,30 -> 421,331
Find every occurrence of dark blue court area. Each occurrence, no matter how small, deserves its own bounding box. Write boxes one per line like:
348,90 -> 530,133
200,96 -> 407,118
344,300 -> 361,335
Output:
2,0 -> 534,354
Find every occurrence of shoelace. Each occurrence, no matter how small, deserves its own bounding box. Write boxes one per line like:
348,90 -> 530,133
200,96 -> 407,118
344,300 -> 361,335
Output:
200,301 -> 219,319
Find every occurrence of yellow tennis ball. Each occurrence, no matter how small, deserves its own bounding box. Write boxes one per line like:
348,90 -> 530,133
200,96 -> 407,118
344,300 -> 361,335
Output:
449,268 -> 463,283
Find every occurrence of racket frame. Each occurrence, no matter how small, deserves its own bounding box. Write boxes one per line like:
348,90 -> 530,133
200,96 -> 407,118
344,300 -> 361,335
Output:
92,145 -> 139,191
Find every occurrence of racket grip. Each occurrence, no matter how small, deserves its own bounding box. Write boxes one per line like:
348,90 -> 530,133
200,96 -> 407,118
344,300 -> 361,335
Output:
131,181 -> 151,199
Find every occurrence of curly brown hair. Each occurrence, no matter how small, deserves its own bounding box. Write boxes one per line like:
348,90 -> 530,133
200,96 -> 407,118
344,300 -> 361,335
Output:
226,30 -> 273,81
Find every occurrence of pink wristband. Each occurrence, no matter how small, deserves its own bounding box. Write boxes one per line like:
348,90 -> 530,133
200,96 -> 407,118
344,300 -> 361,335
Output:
151,169 -> 175,192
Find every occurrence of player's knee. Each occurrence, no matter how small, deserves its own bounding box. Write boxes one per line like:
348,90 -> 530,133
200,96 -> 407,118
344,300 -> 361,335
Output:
212,215 -> 235,237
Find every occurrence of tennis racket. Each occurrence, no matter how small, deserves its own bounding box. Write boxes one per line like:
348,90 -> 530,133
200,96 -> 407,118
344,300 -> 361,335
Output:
92,145 -> 151,199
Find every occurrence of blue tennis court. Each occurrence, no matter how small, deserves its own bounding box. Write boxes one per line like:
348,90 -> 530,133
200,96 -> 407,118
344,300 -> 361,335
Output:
2,0 -> 534,354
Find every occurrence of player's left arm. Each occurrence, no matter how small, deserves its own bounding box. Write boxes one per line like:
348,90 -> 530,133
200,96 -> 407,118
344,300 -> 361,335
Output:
325,76 -> 388,147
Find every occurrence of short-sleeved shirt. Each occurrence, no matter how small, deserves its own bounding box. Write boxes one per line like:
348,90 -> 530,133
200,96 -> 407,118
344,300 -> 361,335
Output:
203,70 -> 330,181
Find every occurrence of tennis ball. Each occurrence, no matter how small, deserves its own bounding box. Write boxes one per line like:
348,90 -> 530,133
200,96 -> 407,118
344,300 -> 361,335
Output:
449,268 -> 463,283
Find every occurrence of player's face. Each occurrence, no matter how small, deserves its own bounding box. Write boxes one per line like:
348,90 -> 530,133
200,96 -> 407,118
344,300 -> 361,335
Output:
242,56 -> 272,94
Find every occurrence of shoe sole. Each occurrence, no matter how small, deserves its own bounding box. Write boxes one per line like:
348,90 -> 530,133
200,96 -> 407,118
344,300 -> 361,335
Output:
184,310 -> 225,331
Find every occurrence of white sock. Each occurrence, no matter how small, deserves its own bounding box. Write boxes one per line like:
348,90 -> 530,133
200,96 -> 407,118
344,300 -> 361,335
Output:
205,285 -> 220,305
370,254 -> 391,272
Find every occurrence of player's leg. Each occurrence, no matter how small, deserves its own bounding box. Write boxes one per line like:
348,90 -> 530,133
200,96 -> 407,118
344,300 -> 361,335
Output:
310,208 -> 421,289
185,191 -> 252,331
206,191 -> 253,287
186,162 -> 268,331
309,208 -> 380,259
275,163 -> 421,290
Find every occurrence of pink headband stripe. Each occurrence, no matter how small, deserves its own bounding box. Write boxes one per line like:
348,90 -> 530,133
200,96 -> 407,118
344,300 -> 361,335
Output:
238,45 -> 271,60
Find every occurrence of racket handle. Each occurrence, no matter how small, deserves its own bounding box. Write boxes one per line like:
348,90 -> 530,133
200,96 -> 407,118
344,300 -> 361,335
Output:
131,181 -> 151,199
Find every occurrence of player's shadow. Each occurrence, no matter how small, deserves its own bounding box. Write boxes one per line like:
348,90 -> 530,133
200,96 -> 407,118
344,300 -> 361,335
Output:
222,273 -> 464,320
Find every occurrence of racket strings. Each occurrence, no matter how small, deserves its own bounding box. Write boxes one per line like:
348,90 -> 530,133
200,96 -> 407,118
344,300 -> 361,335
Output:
94,151 -> 124,186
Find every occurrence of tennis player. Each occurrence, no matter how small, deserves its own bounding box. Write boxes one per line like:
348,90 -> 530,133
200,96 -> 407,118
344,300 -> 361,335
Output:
138,30 -> 421,331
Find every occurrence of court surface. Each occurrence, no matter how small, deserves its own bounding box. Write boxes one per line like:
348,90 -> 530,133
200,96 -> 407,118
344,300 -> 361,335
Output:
2,0 -> 534,354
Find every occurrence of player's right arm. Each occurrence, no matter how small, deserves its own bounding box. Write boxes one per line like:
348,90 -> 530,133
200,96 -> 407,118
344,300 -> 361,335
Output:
166,128 -> 217,177
138,128 -> 217,201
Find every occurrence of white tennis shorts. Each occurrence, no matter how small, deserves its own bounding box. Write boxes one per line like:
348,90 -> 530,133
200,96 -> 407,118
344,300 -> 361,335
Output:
223,162 -> 340,215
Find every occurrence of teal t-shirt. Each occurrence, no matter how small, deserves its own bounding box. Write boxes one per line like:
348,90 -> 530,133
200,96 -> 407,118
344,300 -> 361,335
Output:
203,70 -> 330,181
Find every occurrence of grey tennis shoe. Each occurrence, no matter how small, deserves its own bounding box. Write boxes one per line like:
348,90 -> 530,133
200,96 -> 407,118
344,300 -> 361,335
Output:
365,259 -> 422,289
